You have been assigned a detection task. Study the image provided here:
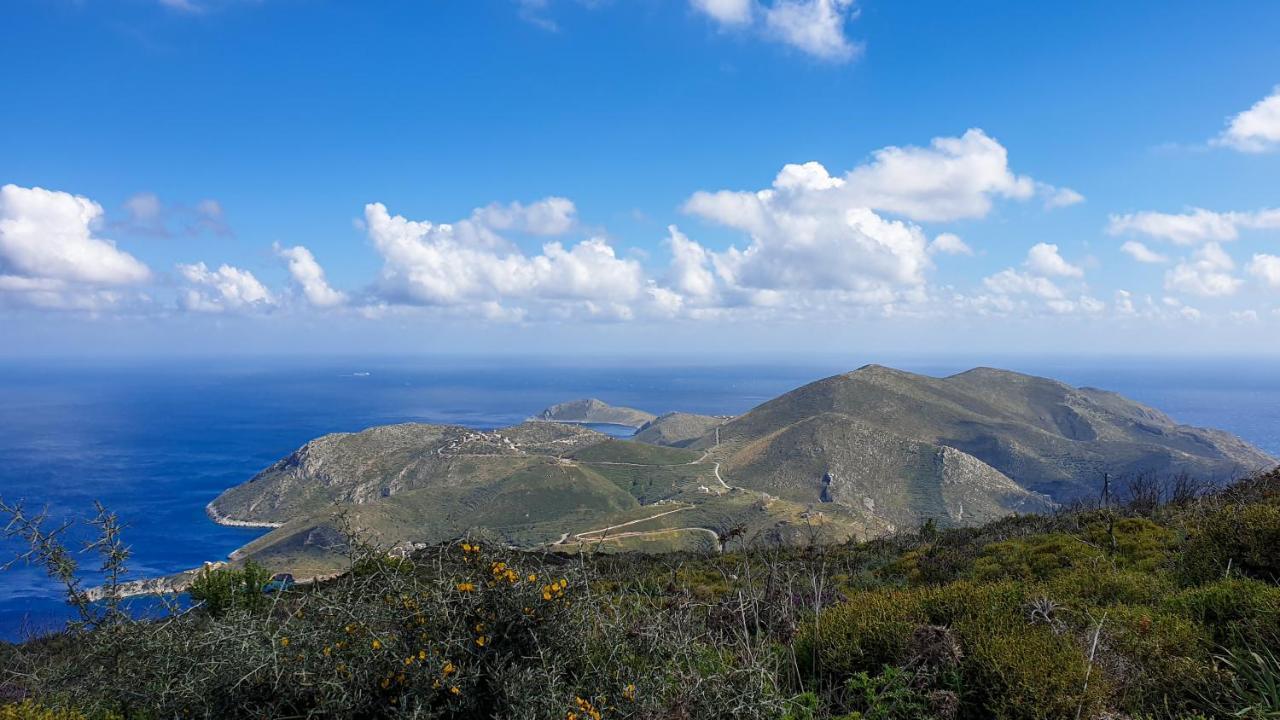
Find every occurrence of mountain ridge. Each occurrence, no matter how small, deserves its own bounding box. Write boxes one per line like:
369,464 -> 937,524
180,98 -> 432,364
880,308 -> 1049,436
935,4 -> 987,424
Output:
205,365 -> 1275,575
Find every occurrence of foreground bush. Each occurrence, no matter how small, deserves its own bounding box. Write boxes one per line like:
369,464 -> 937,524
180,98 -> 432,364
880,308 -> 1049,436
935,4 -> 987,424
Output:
3,469 -> 1280,718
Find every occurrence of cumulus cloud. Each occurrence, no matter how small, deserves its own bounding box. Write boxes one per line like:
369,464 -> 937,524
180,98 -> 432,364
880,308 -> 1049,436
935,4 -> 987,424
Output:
691,0 -> 754,25
1214,86 -> 1280,153
0,184 -> 151,311
762,0 -> 861,62
982,269 -> 1064,300
1120,240 -> 1168,264
687,129 -> 1058,227
0,184 -> 151,286
1249,254 -> 1280,289
1042,186 -> 1085,209
678,176 -> 933,310
975,242 -> 1091,314
835,129 -> 1043,221
1164,242 -> 1242,297
177,261 -> 275,313
470,197 -> 576,236
364,202 -> 646,317
274,243 -> 347,307
1107,207 -> 1280,246
664,225 -> 718,300
671,129 -> 1074,315
1025,242 -> 1083,278
928,233 -> 972,256
691,0 -> 862,62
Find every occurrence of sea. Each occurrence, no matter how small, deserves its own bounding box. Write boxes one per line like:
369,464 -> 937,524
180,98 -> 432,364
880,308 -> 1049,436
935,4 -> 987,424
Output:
1,355 -> 1278,641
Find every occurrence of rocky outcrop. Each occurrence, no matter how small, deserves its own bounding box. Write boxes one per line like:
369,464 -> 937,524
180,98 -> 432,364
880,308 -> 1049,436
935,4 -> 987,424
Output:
533,399 -> 656,428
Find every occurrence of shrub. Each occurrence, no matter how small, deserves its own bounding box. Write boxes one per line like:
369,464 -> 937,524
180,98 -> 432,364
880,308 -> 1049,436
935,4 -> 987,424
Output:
916,581 -> 1029,635
969,534 -> 1102,583
796,589 -> 923,681
0,703 -> 88,720
963,627 -> 1109,720
1042,566 -> 1173,608
1100,605 -> 1218,716
1179,504 -> 1280,585
1080,517 -> 1175,572
186,560 -> 273,617
842,666 -> 933,720
1165,578 -> 1280,648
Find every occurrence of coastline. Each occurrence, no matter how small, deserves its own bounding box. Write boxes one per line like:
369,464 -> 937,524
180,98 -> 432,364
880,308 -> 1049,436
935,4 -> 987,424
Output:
204,502 -> 285,529
526,418 -> 643,431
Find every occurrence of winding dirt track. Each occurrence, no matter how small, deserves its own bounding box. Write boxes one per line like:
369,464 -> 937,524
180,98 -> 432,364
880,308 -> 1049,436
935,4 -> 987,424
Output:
549,451 -> 738,551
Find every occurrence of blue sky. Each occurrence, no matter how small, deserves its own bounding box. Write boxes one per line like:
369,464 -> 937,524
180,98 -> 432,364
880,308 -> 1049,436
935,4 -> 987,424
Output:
2,0 -> 1280,357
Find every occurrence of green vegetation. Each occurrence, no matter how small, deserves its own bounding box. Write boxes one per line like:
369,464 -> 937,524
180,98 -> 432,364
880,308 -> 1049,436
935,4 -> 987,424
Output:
186,561 -> 272,617
3,469 -> 1279,719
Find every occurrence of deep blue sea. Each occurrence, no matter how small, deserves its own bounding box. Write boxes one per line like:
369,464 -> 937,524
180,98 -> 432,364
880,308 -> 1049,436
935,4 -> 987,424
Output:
2,355 -> 1278,641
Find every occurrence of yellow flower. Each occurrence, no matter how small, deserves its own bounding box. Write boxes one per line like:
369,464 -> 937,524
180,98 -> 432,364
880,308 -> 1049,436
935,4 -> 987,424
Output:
323,646 -> 332,657
380,677 -> 391,689
442,661 -> 456,676
527,573 -> 537,582
623,683 -> 637,701
404,656 -> 415,666
418,650 -> 428,661
279,637 -> 290,647
542,591 -> 553,601
456,582 -> 475,592
372,639 -> 383,650
474,623 -> 485,632
450,685 -> 461,695
461,543 -> 472,552
475,635 -> 487,647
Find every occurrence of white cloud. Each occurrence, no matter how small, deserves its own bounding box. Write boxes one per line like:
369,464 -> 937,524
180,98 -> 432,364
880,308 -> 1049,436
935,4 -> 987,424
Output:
1042,186 -> 1085,209
1120,240 -> 1168,264
1164,242 -> 1242,297
177,261 -> 275,313
1114,289 -> 1136,315
763,0 -> 861,62
364,202 -> 646,314
664,225 -> 718,300
124,192 -> 164,228
1025,242 -> 1083,278
470,197 -> 576,236
274,243 -> 347,307
687,129 -> 1057,226
928,233 -> 972,256
1248,254 -> 1280,289
117,192 -> 230,238
982,269 -> 1064,300
1214,86 -> 1280,153
1107,207 -> 1280,246
690,0 -> 862,62
976,242 -> 1088,313
835,129 -> 1041,222
677,179 -> 933,310
691,0 -> 754,25
0,184 -> 151,310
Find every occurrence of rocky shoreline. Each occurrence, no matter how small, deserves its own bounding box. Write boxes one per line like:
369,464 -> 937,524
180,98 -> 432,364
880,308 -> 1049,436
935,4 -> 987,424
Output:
205,501 -> 284,529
